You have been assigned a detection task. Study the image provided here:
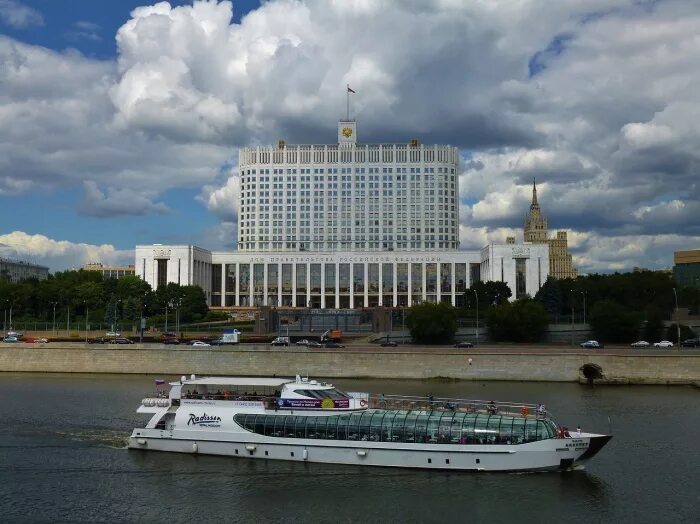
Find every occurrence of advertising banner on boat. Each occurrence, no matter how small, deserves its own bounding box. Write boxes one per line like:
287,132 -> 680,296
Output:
279,398 -> 350,409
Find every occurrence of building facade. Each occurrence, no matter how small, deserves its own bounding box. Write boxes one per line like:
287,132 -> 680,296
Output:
0,257 -> 49,283
673,249 -> 700,289
81,262 -> 136,279
135,120 -> 550,307
135,244 -> 549,308
523,181 -> 577,280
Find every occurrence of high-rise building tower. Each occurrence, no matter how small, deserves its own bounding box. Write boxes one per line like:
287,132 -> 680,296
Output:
523,180 -> 577,279
237,120 -> 460,252
524,179 -> 548,243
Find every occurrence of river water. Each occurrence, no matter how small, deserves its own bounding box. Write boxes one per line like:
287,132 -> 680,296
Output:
0,373 -> 697,523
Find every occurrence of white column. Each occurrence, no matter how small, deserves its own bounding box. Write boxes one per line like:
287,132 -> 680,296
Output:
292,263 -> 297,307
320,263 -> 326,309
393,261 -> 398,307
335,262 -> 340,309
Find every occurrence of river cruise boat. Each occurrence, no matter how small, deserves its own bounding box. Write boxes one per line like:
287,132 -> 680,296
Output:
128,375 -> 612,472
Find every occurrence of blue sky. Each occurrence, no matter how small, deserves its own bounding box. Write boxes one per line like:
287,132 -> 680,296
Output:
0,1 -> 260,262
1,0 -> 700,274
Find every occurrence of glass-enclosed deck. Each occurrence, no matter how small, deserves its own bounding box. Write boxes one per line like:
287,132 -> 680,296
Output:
235,410 -> 559,445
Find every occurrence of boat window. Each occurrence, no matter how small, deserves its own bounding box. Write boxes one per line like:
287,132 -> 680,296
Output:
293,388 -> 350,400
498,416 -> 514,444
524,419 -> 538,443
511,418 -> 525,445
336,413 -> 350,441
294,416 -> 307,438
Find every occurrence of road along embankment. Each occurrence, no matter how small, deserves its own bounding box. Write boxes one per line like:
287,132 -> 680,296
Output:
1,344 -> 700,384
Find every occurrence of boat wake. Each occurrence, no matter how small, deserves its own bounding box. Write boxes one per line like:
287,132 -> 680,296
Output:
54,429 -> 130,449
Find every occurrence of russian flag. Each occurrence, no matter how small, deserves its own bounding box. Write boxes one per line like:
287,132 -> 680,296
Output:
347,85 -> 356,93
154,379 -> 166,385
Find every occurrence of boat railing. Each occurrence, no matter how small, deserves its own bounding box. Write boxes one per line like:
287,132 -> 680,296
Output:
367,394 -> 549,418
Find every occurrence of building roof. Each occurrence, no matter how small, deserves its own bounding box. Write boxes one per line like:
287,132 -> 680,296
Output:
674,249 -> 700,265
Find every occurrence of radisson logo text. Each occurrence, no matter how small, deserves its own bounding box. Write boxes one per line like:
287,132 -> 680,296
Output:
188,413 -> 222,427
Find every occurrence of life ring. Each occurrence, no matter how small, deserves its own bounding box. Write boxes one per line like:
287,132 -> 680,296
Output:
360,399 -> 368,407
520,406 -> 529,417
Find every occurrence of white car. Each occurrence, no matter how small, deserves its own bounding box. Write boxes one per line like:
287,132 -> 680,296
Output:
631,340 -> 650,348
191,341 -> 211,347
654,340 -> 674,348
106,331 -> 120,337
295,339 -> 310,346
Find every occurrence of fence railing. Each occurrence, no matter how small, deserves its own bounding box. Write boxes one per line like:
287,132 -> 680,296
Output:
367,394 -> 549,418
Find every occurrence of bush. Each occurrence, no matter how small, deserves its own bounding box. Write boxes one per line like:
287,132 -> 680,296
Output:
406,303 -> 457,344
665,324 -> 696,343
589,300 -> 641,343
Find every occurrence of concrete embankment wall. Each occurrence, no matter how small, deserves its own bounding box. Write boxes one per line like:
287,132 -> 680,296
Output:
2,345 -> 700,385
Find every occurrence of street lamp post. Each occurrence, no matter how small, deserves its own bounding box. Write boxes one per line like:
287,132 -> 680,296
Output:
165,302 -> 169,333
672,287 -> 680,344
85,302 -> 89,343
472,289 -> 479,347
580,291 -> 587,325
570,289 -> 575,346
52,302 -> 57,335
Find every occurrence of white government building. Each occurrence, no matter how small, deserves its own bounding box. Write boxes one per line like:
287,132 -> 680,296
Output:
136,120 -> 549,308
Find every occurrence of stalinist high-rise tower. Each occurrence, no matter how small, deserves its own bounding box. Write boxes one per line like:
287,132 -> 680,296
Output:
524,180 -> 577,279
524,180 -> 548,243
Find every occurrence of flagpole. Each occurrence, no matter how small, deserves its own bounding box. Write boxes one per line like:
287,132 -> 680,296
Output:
346,84 -> 350,120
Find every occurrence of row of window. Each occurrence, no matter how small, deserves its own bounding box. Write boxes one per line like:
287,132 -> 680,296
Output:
234,411 -> 557,445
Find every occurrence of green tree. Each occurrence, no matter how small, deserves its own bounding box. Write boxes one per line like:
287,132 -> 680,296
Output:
486,299 -> 548,342
406,302 -> 457,344
642,307 -> 664,342
466,281 -> 512,308
589,300 -> 642,343
534,277 -> 561,317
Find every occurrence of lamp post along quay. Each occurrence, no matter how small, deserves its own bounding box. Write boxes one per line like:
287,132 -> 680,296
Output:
472,289 -> 479,347
672,287 -> 680,343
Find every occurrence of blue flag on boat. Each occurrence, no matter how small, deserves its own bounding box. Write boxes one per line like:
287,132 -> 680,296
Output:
154,379 -> 166,385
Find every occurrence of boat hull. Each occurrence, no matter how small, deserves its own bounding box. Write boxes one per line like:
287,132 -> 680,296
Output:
128,431 -> 610,472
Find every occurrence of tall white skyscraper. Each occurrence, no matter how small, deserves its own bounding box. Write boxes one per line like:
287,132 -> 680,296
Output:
238,121 -> 459,252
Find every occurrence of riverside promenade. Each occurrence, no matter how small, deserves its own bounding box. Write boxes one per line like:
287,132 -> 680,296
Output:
2,343 -> 700,384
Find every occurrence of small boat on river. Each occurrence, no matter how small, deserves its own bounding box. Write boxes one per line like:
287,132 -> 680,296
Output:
128,375 -> 611,472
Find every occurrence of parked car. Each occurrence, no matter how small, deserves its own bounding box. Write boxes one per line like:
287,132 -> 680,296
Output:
295,339 -> 311,346
681,338 -> 700,348
105,331 -> 120,337
306,341 -> 323,348
24,337 -> 49,343
630,340 -> 650,348
654,340 -> 674,348
162,337 -> 180,345
271,337 -> 290,346
380,340 -> 398,347
324,342 -> 344,349
454,341 -> 474,348
88,337 -> 107,344
109,338 -> 134,345
580,340 -> 604,349
191,341 -> 211,347
2,336 -> 19,343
